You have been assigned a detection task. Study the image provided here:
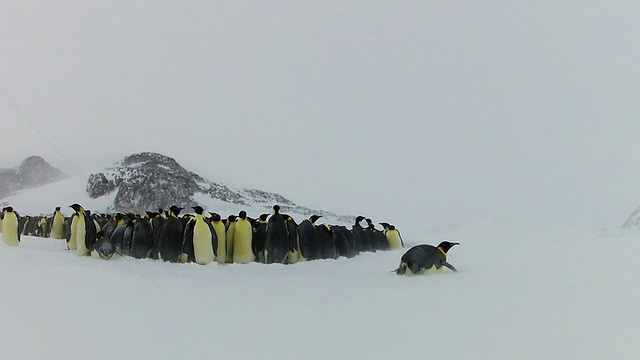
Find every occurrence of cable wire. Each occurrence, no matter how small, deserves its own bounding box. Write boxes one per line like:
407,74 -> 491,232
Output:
0,88 -> 87,180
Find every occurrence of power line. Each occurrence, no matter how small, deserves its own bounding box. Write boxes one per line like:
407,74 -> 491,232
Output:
0,88 -> 87,180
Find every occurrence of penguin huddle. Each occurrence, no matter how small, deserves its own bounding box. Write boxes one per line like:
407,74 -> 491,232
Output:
2,204 -> 405,262
1,204 -> 460,276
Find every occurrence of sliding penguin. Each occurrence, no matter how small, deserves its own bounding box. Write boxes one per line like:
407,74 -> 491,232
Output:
159,206 -> 184,263
395,241 -> 459,275
1,207 -> 20,246
69,204 -> 96,256
182,206 -> 216,265
233,211 -> 255,264
380,222 -> 404,250
264,205 -> 289,264
209,212 -> 227,265
297,215 -> 322,261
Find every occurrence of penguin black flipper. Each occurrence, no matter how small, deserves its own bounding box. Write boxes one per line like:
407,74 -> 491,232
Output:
442,261 -> 457,272
181,218 -> 196,263
206,217 -> 218,257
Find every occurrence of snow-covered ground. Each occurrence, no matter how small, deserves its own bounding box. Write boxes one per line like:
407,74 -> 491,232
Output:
1,221 -> 638,359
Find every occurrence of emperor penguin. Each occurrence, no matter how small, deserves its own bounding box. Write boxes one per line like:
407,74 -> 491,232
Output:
317,224 -> 336,259
131,216 -> 154,259
1,207 -> 20,246
158,206 -> 184,263
225,214 -> 237,263
365,218 -> 387,251
395,241 -> 459,275
331,225 -> 353,258
233,210 -> 255,264
121,215 -> 136,257
69,204 -> 97,256
380,222 -> 404,250
148,212 -> 166,260
252,214 -> 268,263
182,206 -> 216,265
284,214 -> 300,264
297,215 -> 322,261
209,212 -> 227,265
264,205 -> 289,264
352,216 -> 370,252
50,207 -> 66,239
91,213 -> 124,260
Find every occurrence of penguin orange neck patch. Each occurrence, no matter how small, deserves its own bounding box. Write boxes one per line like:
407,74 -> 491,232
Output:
437,247 -> 446,255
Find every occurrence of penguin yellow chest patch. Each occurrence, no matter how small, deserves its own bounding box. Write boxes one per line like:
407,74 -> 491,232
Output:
51,213 -> 65,239
386,230 -> 403,250
1,213 -> 20,246
233,220 -> 255,264
212,222 -> 226,264
74,215 -> 88,256
193,219 -> 214,265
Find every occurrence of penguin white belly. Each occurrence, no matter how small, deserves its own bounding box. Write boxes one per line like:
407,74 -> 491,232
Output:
1,213 -> 20,246
193,221 -> 214,265
68,215 -> 79,250
212,222 -> 226,265
50,215 -> 65,239
286,250 -> 299,264
0,218 -> 4,234
386,231 -> 403,249
75,217 -> 88,256
233,221 -> 255,264
421,265 -> 443,275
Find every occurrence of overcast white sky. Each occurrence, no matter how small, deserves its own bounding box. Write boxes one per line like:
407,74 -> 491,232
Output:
2,1 -> 640,228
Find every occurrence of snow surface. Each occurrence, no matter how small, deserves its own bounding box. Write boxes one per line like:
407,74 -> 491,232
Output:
1,222 -> 639,360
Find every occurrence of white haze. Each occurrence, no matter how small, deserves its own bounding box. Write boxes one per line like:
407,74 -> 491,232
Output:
2,2 -> 640,230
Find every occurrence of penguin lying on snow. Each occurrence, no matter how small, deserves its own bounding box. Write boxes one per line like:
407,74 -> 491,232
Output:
395,241 -> 459,275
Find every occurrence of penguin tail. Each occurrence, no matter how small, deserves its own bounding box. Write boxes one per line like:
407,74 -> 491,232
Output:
394,262 -> 408,275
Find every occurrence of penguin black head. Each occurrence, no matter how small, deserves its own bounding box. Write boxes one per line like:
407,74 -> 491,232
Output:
228,215 -> 238,222
5,206 -> 13,213
209,212 -> 221,222
273,205 -> 281,214
114,213 -> 124,221
193,206 -> 204,215
437,241 -> 460,254
259,213 -> 269,222
69,204 -> 82,212
310,215 -> 322,224
55,207 -> 61,211
379,222 -> 390,229
239,210 -> 247,219
170,207 -> 183,217
355,216 -> 365,224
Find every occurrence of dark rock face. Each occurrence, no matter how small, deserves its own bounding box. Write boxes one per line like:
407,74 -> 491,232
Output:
85,152 -> 351,221
0,156 -> 67,198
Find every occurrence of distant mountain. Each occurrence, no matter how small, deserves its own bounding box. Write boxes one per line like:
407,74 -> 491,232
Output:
86,152 -> 353,222
622,207 -> 640,229
0,156 -> 67,198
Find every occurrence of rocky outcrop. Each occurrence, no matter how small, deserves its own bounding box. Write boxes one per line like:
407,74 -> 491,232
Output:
0,156 -> 67,198
86,152 -> 353,222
